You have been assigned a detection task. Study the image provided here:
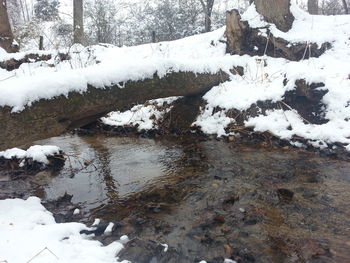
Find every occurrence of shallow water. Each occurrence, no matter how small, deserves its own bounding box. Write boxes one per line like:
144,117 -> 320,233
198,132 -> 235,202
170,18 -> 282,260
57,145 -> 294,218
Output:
2,134 -> 350,262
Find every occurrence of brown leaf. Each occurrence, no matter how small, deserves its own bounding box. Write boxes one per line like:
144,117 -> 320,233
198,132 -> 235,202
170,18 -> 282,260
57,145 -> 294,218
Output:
224,244 -> 233,258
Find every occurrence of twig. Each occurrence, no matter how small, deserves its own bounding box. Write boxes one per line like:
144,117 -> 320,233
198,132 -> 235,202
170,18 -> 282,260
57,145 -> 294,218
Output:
301,41 -> 310,61
62,153 -> 98,170
0,75 -> 15,81
26,247 -> 59,263
280,101 -> 311,124
263,31 -> 271,56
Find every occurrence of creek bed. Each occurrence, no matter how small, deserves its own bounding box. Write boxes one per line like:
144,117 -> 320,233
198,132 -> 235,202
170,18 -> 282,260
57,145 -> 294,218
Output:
1,134 -> 350,263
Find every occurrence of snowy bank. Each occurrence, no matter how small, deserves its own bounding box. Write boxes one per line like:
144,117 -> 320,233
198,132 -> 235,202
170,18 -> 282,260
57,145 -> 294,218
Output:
194,4 -> 350,151
99,3 -> 350,152
0,145 -> 61,165
0,197 -> 128,263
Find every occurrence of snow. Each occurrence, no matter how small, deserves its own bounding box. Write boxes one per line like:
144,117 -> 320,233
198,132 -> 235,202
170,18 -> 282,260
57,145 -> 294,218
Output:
104,222 -> 114,234
73,208 -> 80,215
0,197 -> 128,263
1,4 -> 350,151
194,4 -> 350,151
160,243 -> 168,252
101,97 -> 181,131
4,2 -> 349,263
0,145 -> 60,164
245,110 -> 350,146
193,107 -> 233,137
119,235 -> 129,244
0,28 -> 233,112
93,218 -> 101,226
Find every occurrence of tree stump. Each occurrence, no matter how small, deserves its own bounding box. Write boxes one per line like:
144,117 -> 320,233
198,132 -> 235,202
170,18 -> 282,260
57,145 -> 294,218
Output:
254,0 -> 294,32
225,5 -> 330,60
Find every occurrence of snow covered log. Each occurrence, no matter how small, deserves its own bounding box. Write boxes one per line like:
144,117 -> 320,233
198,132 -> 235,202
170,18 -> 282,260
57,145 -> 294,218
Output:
0,70 -> 231,150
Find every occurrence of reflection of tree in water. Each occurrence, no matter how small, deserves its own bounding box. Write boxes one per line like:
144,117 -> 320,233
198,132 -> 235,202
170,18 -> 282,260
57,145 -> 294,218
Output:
80,136 -> 119,202
84,136 -> 211,217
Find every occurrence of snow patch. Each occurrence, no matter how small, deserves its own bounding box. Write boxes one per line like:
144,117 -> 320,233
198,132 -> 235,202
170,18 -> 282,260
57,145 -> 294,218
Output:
0,197 -> 127,263
101,97 -> 181,131
0,145 -> 61,164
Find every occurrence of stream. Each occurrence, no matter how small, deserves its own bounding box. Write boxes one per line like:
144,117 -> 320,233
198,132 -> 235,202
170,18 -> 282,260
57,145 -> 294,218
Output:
1,133 -> 350,263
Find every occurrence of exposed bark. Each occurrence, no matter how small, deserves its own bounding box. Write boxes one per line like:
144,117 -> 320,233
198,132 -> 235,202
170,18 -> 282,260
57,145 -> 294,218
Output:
225,79 -> 328,130
0,70 -> 234,150
225,10 -> 330,60
73,0 -> 84,45
342,0 -> 349,14
0,0 -> 18,53
308,0 -> 319,14
283,80 -> 328,124
254,0 -> 294,32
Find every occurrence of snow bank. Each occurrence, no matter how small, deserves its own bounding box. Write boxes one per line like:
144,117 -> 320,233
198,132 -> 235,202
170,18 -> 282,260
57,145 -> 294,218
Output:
0,145 -> 60,164
195,5 -> 350,151
0,197 -> 128,263
101,97 -> 181,131
245,110 -> 350,148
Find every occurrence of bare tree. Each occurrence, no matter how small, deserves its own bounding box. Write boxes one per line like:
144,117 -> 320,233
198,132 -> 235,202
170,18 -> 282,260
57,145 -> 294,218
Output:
308,0 -> 319,14
0,0 -> 18,52
341,0 -> 349,14
199,0 -> 214,32
73,0 -> 84,44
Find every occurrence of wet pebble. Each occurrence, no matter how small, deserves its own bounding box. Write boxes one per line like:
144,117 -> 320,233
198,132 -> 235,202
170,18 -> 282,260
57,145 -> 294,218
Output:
277,188 -> 294,202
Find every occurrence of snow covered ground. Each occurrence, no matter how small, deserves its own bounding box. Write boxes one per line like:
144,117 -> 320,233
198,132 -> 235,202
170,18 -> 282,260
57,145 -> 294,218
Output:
0,197 -> 128,263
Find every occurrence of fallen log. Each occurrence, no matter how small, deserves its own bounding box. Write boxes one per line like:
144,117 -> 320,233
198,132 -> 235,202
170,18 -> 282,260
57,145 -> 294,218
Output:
0,70 -> 232,150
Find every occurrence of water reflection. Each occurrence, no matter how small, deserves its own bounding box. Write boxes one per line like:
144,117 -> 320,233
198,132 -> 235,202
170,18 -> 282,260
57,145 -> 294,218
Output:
38,134 -> 183,206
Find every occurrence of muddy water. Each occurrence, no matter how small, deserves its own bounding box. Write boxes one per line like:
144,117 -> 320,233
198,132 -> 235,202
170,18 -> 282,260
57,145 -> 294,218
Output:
2,134 -> 350,263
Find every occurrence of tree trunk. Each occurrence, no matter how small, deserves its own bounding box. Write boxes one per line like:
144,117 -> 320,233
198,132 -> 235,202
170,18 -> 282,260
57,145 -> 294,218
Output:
0,69 -> 240,150
73,0 -> 84,44
0,0 -> 18,53
254,0 -> 294,32
200,0 -> 215,32
308,0 -> 319,14
342,0 -> 349,14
